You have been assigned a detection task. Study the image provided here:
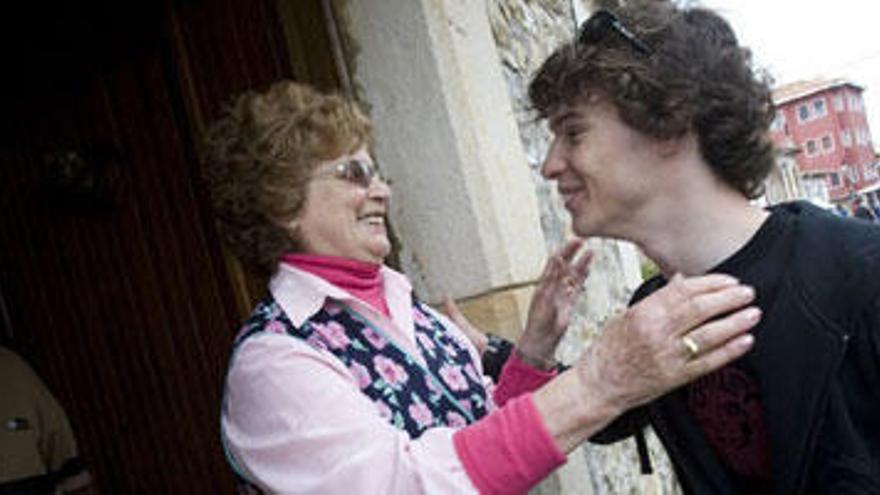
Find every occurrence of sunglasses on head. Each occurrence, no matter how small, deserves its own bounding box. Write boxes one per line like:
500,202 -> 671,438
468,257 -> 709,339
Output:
578,9 -> 652,56
312,158 -> 380,188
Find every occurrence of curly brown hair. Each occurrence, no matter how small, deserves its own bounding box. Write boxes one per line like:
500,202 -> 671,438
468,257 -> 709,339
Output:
528,0 -> 776,198
201,81 -> 372,275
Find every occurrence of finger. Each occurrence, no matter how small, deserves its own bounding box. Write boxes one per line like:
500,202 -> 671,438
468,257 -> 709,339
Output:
668,284 -> 756,337
667,273 -> 741,300
652,273 -> 741,309
557,238 -> 585,263
442,297 -> 466,324
681,306 -> 761,356
684,333 -> 754,380
535,257 -> 564,298
572,249 -> 594,282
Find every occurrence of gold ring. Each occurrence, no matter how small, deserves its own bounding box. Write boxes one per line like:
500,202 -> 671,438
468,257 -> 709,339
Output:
682,335 -> 700,359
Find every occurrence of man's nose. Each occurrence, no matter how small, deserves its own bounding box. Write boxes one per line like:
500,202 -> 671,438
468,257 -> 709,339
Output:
540,139 -> 565,179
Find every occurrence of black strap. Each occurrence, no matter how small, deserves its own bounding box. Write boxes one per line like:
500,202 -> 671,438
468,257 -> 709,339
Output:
635,428 -> 654,475
482,334 -> 515,382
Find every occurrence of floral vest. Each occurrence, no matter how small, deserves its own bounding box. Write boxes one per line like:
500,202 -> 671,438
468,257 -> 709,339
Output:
225,295 -> 489,491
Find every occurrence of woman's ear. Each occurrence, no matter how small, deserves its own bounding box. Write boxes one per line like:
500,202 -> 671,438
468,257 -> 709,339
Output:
283,218 -> 299,236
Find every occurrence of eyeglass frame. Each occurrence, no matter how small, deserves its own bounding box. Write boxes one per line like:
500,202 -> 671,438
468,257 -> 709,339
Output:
577,9 -> 653,56
309,158 -> 383,189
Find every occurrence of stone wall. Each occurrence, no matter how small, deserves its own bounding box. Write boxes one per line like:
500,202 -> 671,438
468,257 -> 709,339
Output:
486,1 -> 681,493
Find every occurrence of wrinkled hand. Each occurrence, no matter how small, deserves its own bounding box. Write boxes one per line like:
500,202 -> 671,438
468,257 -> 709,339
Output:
576,273 -> 759,415
517,239 -> 593,368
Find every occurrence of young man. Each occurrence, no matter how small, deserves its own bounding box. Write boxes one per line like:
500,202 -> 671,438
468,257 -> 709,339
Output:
527,1 -> 880,493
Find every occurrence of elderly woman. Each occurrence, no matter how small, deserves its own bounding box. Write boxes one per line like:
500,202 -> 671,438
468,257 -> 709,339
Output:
203,81 -> 759,494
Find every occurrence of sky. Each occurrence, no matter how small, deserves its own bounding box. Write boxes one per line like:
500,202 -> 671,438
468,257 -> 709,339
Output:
700,0 -> 880,145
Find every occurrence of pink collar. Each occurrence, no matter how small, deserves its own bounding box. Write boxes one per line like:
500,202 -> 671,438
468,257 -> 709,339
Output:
280,253 -> 390,316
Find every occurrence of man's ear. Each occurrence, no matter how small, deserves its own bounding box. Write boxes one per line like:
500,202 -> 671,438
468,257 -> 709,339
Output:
656,132 -> 696,159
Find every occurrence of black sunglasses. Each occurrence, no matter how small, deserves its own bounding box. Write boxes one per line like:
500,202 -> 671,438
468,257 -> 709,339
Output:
578,9 -> 652,56
311,159 -> 381,188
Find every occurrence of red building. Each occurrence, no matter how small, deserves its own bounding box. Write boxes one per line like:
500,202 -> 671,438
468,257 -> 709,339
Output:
770,78 -> 879,203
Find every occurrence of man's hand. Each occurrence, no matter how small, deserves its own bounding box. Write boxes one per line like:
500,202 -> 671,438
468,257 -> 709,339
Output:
517,239 -> 593,369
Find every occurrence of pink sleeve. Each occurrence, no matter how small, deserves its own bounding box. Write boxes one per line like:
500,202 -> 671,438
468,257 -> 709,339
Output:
223,334 -> 480,494
493,351 -> 558,407
453,394 -> 567,495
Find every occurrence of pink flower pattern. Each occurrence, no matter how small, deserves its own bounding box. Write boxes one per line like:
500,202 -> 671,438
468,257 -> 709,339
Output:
439,364 -> 468,392
348,362 -> 371,389
313,321 -> 350,349
323,302 -> 343,316
264,319 -> 286,334
305,333 -> 328,351
446,411 -> 467,429
238,298 -> 489,439
412,308 -> 432,328
416,332 -> 436,352
409,402 -> 435,428
374,355 -> 409,386
464,363 -> 481,384
362,326 -> 388,349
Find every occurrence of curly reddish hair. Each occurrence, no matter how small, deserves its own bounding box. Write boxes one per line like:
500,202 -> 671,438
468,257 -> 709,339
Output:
529,0 -> 776,199
201,81 -> 372,274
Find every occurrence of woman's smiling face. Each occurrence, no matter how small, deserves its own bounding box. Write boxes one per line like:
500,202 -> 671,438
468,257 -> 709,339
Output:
292,146 -> 392,263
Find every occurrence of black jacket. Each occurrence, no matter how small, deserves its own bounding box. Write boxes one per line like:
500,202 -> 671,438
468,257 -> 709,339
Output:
592,202 -> 880,494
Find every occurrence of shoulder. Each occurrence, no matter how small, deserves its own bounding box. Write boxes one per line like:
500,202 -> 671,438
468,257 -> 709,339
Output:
778,201 -> 880,329
0,348 -> 48,394
779,201 -> 880,287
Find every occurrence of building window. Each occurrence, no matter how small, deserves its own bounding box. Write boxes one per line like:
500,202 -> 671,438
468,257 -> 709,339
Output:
821,134 -> 833,152
805,139 -> 818,156
829,173 -> 840,187
813,98 -> 827,117
848,95 -> 862,112
841,130 -> 852,147
798,104 -> 810,122
771,112 -> 786,132
833,95 -> 844,112
842,164 -> 859,183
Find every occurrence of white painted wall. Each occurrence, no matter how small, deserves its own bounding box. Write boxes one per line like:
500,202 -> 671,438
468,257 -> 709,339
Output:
340,0 -> 547,302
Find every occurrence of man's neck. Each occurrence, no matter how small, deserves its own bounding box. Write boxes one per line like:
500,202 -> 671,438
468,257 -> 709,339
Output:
634,185 -> 770,278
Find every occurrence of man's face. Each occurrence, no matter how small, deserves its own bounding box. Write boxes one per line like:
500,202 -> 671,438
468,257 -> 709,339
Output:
541,98 -> 661,240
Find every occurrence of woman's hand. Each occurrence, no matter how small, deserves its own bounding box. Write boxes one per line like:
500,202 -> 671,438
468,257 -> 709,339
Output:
577,273 -> 759,415
517,239 -> 593,369
531,273 -> 759,453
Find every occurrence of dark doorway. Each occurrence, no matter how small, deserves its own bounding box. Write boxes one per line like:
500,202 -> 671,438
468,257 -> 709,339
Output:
0,0 -> 339,491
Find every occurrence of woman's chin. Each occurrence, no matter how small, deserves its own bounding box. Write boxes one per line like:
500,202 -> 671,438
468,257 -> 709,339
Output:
361,240 -> 391,264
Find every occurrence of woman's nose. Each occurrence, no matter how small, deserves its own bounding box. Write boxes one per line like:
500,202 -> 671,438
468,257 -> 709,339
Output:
367,175 -> 392,200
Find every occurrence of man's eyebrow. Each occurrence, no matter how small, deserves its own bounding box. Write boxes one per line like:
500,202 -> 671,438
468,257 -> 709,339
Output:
549,110 -> 582,131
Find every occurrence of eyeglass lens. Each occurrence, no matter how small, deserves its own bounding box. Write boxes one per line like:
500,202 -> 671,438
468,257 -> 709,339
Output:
338,159 -> 376,188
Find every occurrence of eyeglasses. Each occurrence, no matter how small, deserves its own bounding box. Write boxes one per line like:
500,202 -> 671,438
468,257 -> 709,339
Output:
311,158 -> 380,188
578,9 -> 652,56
